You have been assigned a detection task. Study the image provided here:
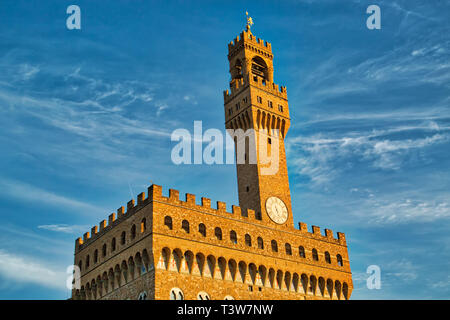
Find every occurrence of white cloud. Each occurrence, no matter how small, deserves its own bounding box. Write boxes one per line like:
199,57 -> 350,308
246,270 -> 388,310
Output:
0,178 -> 104,215
0,249 -> 67,291
364,198 -> 450,224
37,224 -> 88,234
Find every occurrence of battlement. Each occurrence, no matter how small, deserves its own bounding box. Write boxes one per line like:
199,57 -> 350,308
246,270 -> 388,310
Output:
297,222 -> 346,246
228,30 -> 272,57
223,73 -> 287,104
76,184 -> 346,252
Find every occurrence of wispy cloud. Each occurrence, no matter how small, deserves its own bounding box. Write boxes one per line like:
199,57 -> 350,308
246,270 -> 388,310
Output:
0,249 -> 67,291
0,178 -> 104,215
37,224 -> 88,234
288,124 -> 450,185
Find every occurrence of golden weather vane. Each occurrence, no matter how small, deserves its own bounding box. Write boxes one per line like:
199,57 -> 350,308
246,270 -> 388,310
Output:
246,11 -> 254,31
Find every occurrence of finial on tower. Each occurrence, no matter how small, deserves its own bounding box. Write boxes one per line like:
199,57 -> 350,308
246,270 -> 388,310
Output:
245,11 -> 254,31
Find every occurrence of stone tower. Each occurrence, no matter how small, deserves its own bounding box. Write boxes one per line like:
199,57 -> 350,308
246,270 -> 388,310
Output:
72,20 -> 353,301
223,26 -> 293,230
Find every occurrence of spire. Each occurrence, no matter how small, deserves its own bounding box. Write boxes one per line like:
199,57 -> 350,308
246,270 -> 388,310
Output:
245,11 -> 254,32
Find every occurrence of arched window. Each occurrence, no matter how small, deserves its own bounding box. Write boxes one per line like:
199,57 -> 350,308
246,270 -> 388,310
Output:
232,59 -> 243,80
102,244 -> 107,257
257,237 -> 264,249
251,56 -> 269,83
141,218 -> 146,233
198,223 -> 206,237
78,261 -> 82,272
164,216 -> 172,230
197,291 -> 210,300
121,231 -> 126,245
245,234 -> 252,247
299,246 -> 305,258
182,220 -> 190,233
312,248 -> 319,261
325,251 -> 331,264
215,227 -> 222,240
111,238 -> 116,252
230,230 -> 237,244
271,240 -> 278,252
337,254 -> 343,266
94,249 -> 98,263
285,243 -> 292,255
85,255 -> 90,269
131,224 -> 136,240
170,287 -> 184,300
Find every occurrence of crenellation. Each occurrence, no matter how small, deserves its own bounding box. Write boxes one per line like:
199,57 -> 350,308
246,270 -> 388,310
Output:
137,192 -> 145,205
75,237 -> 83,251
298,222 -> 308,232
169,189 -> 180,202
312,225 -> 321,236
201,197 -> 211,208
231,205 -> 241,216
127,199 -> 135,212
83,231 -> 90,242
325,229 -> 334,240
337,232 -> 346,245
108,213 -> 116,226
99,220 -> 107,231
91,225 -> 98,236
185,193 -> 196,205
117,206 -> 125,218
216,201 -> 226,212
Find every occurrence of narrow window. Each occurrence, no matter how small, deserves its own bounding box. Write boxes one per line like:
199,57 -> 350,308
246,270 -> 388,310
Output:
94,250 -> 98,263
164,216 -> 173,230
102,244 -> 107,257
299,246 -> 306,258
131,224 -> 136,240
325,252 -> 331,264
312,249 -> 319,261
141,218 -> 146,233
215,227 -> 222,240
85,255 -> 90,269
111,238 -> 116,252
271,240 -> 278,252
182,220 -> 190,233
198,223 -> 206,237
245,234 -> 252,247
257,237 -> 264,249
230,230 -> 237,244
285,243 -> 292,255
337,254 -> 344,266
121,231 -> 126,245
268,100 -> 273,108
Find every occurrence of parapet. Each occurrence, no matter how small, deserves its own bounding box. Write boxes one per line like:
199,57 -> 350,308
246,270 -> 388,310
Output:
228,30 -> 273,58
223,74 -> 287,105
75,183 -> 346,252
75,183 -> 261,252
297,222 -> 347,246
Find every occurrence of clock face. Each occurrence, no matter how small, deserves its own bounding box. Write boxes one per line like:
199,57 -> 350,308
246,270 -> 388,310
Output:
265,196 -> 288,224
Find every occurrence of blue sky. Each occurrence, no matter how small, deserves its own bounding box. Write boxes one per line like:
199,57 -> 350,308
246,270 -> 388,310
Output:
0,0 -> 449,299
